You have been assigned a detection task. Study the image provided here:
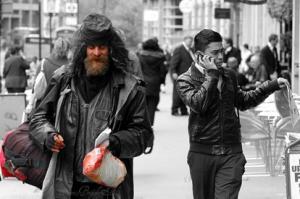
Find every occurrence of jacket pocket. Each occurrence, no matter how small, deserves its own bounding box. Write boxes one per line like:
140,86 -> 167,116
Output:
95,110 -> 111,121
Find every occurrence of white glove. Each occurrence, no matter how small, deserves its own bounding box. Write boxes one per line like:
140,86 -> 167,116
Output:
95,128 -> 111,147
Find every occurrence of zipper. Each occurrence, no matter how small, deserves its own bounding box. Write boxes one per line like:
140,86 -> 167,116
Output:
219,90 -> 224,145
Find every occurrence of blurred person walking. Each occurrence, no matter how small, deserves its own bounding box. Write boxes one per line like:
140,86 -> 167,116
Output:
170,36 -> 194,116
26,38 -> 70,114
29,13 -> 153,199
3,46 -> 29,93
36,37 -> 70,85
239,43 -> 252,74
260,34 -> 281,80
176,29 -> 289,199
138,38 -> 166,126
223,37 -> 241,67
116,29 -> 144,79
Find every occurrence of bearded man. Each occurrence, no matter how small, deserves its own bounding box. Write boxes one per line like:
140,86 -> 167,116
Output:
29,13 -> 153,199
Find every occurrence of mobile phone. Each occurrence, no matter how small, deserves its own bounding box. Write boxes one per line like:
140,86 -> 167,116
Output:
197,51 -> 213,62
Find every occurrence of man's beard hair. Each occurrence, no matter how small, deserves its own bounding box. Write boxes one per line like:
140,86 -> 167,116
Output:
84,55 -> 110,76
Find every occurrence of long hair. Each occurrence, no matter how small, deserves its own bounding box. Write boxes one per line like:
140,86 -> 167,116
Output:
70,28 -> 129,77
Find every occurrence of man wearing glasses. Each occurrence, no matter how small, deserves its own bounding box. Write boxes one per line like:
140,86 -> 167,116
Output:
176,29 -> 288,199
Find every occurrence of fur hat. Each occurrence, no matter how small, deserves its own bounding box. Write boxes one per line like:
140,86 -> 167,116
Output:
75,13 -> 113,46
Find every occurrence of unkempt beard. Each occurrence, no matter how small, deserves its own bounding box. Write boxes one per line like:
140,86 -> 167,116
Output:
84,55 -> 109,76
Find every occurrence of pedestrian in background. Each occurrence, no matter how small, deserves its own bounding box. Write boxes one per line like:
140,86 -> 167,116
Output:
170,36 -> 194,116
176,29 -> 289,199
223,37 -> 241,67
25,38 -> 70,115
239,43 -> 252,74
248,54 -> 269,85
36,37 -> 70,85
260,34 -> 281,80
116,28 -> 144,79
138,37 -> 166,126
3,46 -> 29,93
227,56 -> 248,89
29,13 -> 153,199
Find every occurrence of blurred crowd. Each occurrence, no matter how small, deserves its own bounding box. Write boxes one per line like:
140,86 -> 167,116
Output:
0,31 -> 289,126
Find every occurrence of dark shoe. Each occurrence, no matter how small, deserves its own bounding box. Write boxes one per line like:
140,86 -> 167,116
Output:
181,112 -> 188,116
171,111 -> 180,116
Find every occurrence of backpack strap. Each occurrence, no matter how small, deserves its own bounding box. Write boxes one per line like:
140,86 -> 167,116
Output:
55,75 -> 72,129
4,148 -> 48,168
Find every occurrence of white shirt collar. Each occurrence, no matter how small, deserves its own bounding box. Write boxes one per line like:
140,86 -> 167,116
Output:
268,42 -> 274,51
183,42 -> 190,51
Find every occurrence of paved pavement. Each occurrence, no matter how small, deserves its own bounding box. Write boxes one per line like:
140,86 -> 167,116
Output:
0,78 -> 287,198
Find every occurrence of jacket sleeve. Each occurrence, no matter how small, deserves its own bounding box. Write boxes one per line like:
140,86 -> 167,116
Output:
21,57 -> 30,70
112,85 -> 153,158
236,79 -> 280,111
29,74 -> 62,150
176,69 -> 219,114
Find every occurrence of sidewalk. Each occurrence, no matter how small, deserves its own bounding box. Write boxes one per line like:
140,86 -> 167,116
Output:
134,79 -> 286,199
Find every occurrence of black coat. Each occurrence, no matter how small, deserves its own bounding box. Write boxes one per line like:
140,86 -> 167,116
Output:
260,45 -> 281,78
139,50 -> 165,96
3,55 -> 29,89
176,64 -> 280,146
224,47 -> 241,65
29,65 -> 153,199
170,44 -> 193,77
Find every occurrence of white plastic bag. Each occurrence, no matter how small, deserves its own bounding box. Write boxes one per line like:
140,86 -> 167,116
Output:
83,146 -> 127,188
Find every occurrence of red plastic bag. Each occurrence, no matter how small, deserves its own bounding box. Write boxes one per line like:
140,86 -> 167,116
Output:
83,145 -> 127,188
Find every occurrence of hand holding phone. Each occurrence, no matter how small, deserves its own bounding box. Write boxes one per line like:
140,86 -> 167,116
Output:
196,51 -> 217,70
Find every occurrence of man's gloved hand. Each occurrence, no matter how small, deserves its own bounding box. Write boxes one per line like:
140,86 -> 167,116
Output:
108,135 -> 121,157
45,133 -> 65,153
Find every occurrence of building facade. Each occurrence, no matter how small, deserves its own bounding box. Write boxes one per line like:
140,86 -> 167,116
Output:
142,0 -> 232,47
1,0 -> 78,44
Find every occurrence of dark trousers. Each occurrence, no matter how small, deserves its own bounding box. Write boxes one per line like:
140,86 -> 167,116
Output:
7,87 -> 25,93
188,151 -> 246,199
171,83 -> 187,114
146,95 -> 159,126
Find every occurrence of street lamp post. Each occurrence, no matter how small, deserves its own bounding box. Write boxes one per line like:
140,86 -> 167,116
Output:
49,12 -> 53,52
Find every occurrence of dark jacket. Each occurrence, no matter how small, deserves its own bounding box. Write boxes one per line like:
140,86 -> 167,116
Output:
29,65 -> 153,199
3,55 -> 29,89
176,64 -> 279,150
260,45 -> 281,78
170,44 -> 193,77
224,47 -> 242,65
139,49 -> 165,96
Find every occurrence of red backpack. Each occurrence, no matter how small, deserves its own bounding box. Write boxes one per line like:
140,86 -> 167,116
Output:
2,70 -> 71,189
2,121 -> 51,189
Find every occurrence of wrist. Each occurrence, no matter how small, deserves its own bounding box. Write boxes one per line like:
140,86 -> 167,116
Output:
108,135 -> 121,157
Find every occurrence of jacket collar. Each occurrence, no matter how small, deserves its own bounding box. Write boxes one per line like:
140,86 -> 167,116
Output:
111,69 -> 125,88
190,63 -> 205,81
190,63 -> 226,81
